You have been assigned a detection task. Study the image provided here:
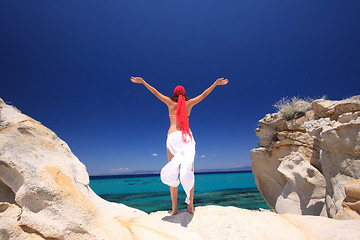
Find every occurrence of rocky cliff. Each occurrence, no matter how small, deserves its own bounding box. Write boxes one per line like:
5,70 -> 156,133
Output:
251,96 -> 360,220
1,98 -> 359,240
0,98 -> 146,239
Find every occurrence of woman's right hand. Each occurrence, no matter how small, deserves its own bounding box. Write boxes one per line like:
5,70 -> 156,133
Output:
131,76 -> 145,84
215,78 -> 229,86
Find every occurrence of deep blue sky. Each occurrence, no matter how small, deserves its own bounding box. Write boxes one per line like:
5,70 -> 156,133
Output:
1,1 -> 359,175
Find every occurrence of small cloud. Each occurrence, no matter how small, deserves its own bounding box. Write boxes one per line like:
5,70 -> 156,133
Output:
212,154 -> 216,157
110,168 -> 129,171
201,155 -> 206,158
111,168 -> 123,171
152,153 -> 158,156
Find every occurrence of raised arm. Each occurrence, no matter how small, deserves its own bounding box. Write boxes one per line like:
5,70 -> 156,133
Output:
187,78 -> 228,107
131,76 -> 171,105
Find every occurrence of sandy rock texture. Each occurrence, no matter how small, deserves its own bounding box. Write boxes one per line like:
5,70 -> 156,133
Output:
0,98 -> 145,239
148,206 -> 360,240
251,95 -> 360,219
1,98 -> 359,240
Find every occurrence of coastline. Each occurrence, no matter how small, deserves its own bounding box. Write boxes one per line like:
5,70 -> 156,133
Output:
89,171 -> 266,213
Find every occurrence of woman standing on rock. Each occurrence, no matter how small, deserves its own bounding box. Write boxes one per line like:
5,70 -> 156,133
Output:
131,76 -> 228,214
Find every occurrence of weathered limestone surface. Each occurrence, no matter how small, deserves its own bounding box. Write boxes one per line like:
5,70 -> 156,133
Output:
312,96 -> 360,120
336,179 -> 360,220
251,96 -> 360,220
0,98 -> 145,239
304,100 -> 360,219
1,98 -> 360,240
148,206 -> 360,240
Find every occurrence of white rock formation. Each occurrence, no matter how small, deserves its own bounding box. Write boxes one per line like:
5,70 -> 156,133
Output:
304,97 -> 360,219
312,96 -> 360,120
0,98 -> 145,239
1,98 -> 359,240
148,206 -> 360,240
251,95 -> 360,220
276,152 -> 327,216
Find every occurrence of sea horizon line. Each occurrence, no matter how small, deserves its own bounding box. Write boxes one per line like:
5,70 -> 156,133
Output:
89,168 -> 253,180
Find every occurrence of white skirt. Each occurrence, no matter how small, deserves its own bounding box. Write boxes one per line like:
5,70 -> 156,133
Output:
160,131 -> 196,204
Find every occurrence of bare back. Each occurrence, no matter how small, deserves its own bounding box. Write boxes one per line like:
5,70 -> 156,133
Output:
167,99 -> 193,134
130,76 -> 228,135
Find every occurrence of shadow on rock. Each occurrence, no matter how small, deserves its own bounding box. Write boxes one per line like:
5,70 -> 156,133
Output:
161,209 -> 194,227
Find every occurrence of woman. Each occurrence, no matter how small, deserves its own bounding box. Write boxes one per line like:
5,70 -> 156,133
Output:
130,76 -> 228,214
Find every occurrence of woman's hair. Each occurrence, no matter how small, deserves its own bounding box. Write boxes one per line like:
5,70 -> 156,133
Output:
169,95 -> 190,102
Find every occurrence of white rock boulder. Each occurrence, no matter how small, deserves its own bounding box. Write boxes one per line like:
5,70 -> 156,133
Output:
251,96 -> 360,219
304,107 -> 360,219
0,98 -> 145,239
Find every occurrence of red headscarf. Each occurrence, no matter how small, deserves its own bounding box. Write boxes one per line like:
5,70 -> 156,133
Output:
174,86 -> 192,142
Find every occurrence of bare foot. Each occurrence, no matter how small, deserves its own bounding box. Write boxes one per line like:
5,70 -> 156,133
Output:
169,209 -> 178,215
187,205 -> 195,214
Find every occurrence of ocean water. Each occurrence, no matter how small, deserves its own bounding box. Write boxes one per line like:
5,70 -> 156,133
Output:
89,171 -> 270,213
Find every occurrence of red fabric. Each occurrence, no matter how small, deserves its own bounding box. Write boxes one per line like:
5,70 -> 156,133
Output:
174,85 -> 185,96
174,86 -> 192,142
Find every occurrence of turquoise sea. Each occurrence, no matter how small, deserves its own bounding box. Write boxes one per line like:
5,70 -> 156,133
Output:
90,171 -> 270,213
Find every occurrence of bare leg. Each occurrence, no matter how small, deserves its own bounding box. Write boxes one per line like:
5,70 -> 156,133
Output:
187,184 -> 195,214
167,148 -> 178,215
187,163 -> 195,214
170,186 -> 178,215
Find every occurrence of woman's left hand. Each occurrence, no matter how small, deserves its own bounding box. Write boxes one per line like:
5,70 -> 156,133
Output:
215,78 -> 229,86
131,76 -> 145,84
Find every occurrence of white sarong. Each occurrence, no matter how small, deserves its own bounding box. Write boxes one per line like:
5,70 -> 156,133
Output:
160,131 -> 196,204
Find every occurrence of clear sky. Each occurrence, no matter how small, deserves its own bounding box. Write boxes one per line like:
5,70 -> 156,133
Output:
1,1 -> 359,175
